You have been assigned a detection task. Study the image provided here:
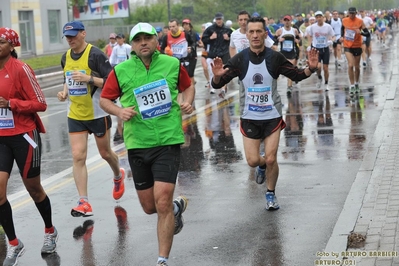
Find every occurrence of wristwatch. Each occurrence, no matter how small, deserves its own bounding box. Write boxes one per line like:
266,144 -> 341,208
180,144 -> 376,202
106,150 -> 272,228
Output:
88,76 -> 94,85
308,67 -> 318,73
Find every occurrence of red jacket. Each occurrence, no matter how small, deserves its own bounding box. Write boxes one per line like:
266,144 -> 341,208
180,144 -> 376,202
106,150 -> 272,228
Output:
0,56 -> 47,136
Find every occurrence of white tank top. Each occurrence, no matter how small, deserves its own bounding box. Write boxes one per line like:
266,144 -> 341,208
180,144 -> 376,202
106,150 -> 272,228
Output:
241,60 -> 280,120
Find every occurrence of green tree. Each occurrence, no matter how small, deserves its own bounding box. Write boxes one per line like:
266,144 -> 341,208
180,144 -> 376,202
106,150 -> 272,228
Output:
129,3 -> 168,24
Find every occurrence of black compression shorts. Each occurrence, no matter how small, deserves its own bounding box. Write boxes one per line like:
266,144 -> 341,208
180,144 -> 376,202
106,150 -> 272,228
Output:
0,129 -> 42,178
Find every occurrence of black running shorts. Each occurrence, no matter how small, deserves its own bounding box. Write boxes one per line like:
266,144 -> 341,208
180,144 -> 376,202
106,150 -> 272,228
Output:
240,117 -> 286,140
315,47 -> 331,65
68,116 -> 112,137
185,58 -> 197,77
344,47 -> 363,56
0,129 -> 42,178
127,144 -> 181,190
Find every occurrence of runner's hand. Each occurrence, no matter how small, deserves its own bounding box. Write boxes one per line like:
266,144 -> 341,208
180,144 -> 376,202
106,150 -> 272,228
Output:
57,91 -> 68,102
119,106 -> 136,121
307,48 -> 319,69
211,57 -> 228,77
180,102 -> 193,114
0,97 -> 9,108
71,70 -> 89,83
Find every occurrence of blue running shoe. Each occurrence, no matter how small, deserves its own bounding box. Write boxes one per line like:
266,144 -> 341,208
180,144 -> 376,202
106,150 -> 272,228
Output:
265,192 -> 280,210
255,166 -> 266,184
255,152 -> 266,184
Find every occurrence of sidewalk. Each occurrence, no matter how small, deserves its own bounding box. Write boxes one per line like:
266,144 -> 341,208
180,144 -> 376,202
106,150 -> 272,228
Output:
320,33 -> 399,265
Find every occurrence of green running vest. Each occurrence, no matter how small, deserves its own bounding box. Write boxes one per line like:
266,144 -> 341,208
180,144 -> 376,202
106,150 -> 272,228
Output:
114,50 -> 184,149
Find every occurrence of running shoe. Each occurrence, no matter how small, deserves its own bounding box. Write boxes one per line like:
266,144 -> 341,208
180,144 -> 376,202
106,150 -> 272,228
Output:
255,166 -> 266,184
113,132 -> 123,142
113,168 -> 126,200
173,196 -> 188,235
156,261 -> 168,266
265,192 -> 280,210
3,239 -> 25,266
41,227 -> 58,254
255,152 -> 266,184
355,84 -> 360,94
71,199 -> 93,217
325,84 -> 329,91
349,86 -> 355,96
316,78 -> 322,88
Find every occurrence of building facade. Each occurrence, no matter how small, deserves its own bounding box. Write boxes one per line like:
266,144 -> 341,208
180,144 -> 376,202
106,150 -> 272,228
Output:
0,0 -> 69,56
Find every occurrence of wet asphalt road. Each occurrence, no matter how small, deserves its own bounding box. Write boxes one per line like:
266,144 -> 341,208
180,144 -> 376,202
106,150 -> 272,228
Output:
1,32 -> 397,266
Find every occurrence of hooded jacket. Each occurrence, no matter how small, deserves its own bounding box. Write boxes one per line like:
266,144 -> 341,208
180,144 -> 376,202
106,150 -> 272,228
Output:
201,23 -> 233,58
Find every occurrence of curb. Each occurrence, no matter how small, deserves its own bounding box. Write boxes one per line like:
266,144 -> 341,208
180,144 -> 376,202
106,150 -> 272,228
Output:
320,31 -> 399,264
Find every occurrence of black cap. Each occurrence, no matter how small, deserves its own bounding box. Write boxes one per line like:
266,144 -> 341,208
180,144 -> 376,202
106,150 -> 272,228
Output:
215,12 -> 224,19
348,7 -> 357,13
116,33 -> 125,38
295,13 -> 301,17
304,18 -> 309,22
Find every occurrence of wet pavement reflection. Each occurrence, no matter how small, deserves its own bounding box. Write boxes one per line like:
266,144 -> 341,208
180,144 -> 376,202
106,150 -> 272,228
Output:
1,31 -> 398,265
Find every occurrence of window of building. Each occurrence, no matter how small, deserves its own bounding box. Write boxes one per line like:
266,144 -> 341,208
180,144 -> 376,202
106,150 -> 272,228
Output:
48,10 -> 61,44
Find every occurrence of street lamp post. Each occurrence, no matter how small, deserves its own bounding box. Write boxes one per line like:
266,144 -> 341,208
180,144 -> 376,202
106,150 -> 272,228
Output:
167,0 -> 171,21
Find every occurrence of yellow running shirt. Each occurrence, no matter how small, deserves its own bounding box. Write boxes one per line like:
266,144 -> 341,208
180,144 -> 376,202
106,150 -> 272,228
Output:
64,44 -> 108,120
